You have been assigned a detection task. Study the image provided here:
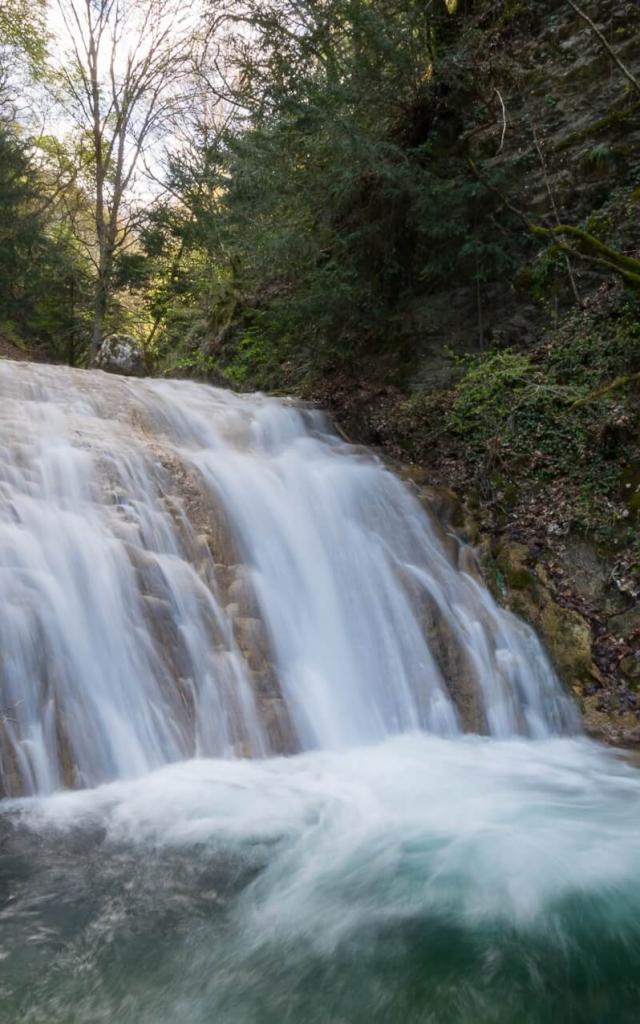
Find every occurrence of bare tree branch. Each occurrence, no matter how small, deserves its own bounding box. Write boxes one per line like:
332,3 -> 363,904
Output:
494,88 -> 507,155
54,0 -> 202,359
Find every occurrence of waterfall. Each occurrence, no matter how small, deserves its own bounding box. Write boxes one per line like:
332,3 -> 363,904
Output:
5,359 -> 640,1024
0,359 -> 577,796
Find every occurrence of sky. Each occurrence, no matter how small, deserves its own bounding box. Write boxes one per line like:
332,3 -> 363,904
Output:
41,0 -> 208,199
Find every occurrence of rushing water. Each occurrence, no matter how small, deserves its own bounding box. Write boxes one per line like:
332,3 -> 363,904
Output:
0,359 -> 638,1022
0,360 -> 575,795
3,736 -> 640,1022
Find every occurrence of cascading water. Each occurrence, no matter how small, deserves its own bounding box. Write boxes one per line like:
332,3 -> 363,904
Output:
1,359 -> 640,1024
0,360 -> 576,795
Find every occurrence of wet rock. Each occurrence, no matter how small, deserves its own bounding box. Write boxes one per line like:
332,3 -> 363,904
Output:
261,697 -> 298,754
95,334 -> 146,377
479,536 -> 640,744
491,540 -> 600,692
582,695 -> 640,746
495,543 -> 536,592
418,485 -> 466,531
0,719 -> 22,797
424,602 -> 487,735
620,654 -> 640,682
55,705 -> 77,790
539,601 -> 597,689
395,558 -> 487,734
458,544 -> 484,583
251,669 -> 281,700
232,616 -> 273,674
228,568 -> 261,619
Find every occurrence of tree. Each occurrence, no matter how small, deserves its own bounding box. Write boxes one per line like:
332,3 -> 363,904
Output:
0,119 -> 94,360
0,0 -> 47,124
0,0 -> 47,73
175,0 -> 471,373
0,0 -> 96,362
54,0 -> 198,360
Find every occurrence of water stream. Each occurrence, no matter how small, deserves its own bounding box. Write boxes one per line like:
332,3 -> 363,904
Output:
0,359 -> 638,1022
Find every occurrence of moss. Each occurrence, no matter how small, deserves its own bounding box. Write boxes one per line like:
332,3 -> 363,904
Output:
495,541 -> 530,584
491,540 -> 599,690
505,567 -> 535,590
448,350 -> 533,440
620,654 -> 640,682
386,300 -> 637,548
529,223 -> 640,290
479,552 -> 507,601
539,601 -> 596,686
499,0 -> 528,28
367,296 -> 639,561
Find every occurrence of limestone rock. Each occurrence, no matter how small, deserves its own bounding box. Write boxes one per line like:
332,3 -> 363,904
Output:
582,694 -> 640,746
232,616 -> 272,673
95,334 -> 146,377
228,568 -> 261,619
539,601 -> 597,688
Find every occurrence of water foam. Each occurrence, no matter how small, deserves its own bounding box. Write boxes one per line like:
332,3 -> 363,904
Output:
0,361 -> 577,794
3,737 -> 640,1023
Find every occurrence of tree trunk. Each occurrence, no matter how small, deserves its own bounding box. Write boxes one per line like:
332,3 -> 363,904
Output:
67,274 -> 76,367
90,272 -> 108,365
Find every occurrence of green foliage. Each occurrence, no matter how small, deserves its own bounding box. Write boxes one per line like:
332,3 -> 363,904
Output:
148,0 -> 519,379
224,330 -> 280,390
167,350 -> 218,378
0,119 -> 93,363
528,248 -> 567,299
0,0 -> 47,72
443,303 -> 640,542
583,142 -> 613,166
449,350 -> 533,439
2,0 -> 634,396
547,303 -> 640,386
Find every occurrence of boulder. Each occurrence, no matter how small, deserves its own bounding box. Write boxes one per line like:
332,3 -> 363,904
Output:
95,334 -> 146,377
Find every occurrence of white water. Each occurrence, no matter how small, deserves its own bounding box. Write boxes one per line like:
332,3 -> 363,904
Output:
0,360 -> 576,795
17,734 -> 639,934
3,735 -> 640,1023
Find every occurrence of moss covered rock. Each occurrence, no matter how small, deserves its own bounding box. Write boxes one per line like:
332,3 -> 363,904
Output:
491,539 -> 600,692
